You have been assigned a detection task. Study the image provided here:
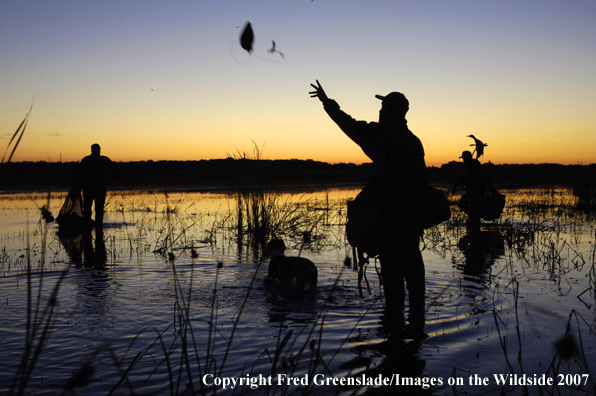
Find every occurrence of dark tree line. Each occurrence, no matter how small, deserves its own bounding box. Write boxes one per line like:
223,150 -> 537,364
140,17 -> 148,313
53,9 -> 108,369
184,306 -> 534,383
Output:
1,159 -> 595,194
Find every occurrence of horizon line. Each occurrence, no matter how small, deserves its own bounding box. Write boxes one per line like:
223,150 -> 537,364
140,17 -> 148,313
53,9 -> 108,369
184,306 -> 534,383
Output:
3,158 -> 595,167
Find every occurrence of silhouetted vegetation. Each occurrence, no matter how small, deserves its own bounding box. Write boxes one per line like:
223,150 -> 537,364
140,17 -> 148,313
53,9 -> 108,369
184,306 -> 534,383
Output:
0,159 -> 371,192
1,159 -> 595,193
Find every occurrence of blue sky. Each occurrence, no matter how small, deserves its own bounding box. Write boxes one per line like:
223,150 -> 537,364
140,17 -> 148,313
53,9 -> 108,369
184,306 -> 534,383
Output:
1,0 -> 595,165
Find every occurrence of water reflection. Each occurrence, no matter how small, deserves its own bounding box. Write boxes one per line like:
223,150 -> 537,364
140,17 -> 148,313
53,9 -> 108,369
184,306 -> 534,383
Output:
339,336 -> 430,395
2,189 -> 594,395
83,228 -> 107,271
58,228 -> 108,270
58,228 -> 110,297
265,279 -> 326,329
332,230 -> 506,395
57,228 -> 84,267
455,229 -> 505,283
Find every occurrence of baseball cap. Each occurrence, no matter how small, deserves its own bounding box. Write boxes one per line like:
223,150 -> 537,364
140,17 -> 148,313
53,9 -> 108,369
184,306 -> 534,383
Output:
375,92 -> 409,109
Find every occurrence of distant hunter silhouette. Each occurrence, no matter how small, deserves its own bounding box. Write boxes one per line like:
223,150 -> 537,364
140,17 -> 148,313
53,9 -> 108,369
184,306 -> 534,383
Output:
77,144 -> 116,227
455,150 -> 485,233
454,150 -> 506,234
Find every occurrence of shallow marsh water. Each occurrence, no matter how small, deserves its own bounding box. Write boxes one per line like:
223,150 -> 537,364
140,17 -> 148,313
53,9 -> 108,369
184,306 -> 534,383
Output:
0,188 -> 595,395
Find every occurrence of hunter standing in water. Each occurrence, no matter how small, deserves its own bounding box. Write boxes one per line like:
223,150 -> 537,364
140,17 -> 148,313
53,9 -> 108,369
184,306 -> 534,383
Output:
310,80 -> 427,335
78,144 -> 115,227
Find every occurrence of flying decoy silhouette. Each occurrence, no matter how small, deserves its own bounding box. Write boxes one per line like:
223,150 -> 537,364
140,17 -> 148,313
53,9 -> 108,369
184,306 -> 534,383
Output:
467,135 -> 488,159
240,22 -> 254,54
267,40 -> 284,59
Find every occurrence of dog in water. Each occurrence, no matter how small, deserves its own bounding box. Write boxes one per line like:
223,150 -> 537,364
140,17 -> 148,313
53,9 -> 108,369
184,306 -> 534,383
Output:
266,239 -> 317,290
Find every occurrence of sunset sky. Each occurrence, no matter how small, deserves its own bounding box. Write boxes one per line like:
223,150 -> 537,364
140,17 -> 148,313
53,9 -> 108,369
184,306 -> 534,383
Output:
1,0 -> 595,167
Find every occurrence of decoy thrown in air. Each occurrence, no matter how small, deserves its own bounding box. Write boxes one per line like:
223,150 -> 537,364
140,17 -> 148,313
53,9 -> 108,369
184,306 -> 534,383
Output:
267,40 -> 285,59
240,21 -> 254,54
468,135 -> 488,159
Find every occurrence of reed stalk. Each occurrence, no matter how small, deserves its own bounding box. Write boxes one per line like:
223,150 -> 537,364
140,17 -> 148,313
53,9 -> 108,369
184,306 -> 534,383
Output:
2,99 -> 33,164
9,214 -> 69,396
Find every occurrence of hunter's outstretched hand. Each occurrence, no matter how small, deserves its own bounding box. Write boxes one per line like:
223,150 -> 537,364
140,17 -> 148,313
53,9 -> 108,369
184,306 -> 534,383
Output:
309,80 -> 328,102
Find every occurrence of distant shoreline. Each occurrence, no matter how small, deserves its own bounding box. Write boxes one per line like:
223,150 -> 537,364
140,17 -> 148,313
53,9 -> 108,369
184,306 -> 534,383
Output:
1,158 -> 594,193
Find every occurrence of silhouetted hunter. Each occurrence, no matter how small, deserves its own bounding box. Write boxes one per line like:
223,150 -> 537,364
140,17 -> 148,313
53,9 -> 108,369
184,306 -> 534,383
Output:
310,80 -> 427,334
78,144 -> 115,227
454,150 -> 505,233
454,150 -> 485,233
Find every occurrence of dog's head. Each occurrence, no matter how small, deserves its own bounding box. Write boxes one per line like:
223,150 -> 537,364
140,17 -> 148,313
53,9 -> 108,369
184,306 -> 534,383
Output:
266,239 -> 286,255
266,239 -> 286,280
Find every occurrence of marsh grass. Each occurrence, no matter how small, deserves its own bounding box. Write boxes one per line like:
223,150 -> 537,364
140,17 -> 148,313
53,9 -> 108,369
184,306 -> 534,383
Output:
546,310 -> 596,395
491,301 -> 596,395
106,187 -> 596,395
8,215 -> 69,396
99,251 -> 368,396
436,189 -> 594,282
228,144 -> 346,257
2,100 -> 33,164
6,187 -> 596,395
441,188 -> 596,395
55,185 -> 357,395
228,143 -> 270,245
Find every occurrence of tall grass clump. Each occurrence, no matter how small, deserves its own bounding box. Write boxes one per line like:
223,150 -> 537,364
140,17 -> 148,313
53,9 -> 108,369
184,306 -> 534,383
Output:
229,143 -> 316,254
227,143 -> 348,260
228,142 -> 274,246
